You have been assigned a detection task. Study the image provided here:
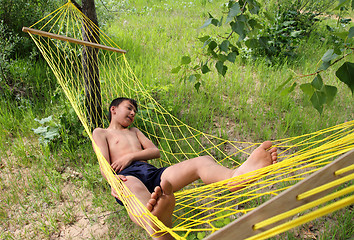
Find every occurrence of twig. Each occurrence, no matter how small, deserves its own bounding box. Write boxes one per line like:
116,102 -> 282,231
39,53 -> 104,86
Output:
296,51 -> 352,79
240,1 -> 248,13
98,0 -> 120,13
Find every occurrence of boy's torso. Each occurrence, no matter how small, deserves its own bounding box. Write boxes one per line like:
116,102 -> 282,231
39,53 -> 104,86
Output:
105,127 -> 144,164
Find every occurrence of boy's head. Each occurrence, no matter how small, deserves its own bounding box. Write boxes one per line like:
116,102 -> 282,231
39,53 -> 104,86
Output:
108,97 -> 138,123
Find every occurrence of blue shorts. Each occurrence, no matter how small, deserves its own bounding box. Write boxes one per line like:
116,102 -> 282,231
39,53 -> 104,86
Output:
114,161 -> 167,206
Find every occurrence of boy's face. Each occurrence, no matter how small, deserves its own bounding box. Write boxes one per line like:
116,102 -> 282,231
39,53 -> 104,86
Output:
112,100 -> 137,128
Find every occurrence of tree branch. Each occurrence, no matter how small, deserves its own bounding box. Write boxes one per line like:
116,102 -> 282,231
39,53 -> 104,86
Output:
297,52 -> 352,79
98,0 -> 120,13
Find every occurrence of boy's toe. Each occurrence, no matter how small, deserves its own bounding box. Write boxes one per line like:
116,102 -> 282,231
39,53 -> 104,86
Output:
260,141 -> 272,150
154,186 -> 162,197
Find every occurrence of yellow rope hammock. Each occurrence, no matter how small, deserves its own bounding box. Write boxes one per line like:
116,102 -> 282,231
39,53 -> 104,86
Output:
23,1 -> 354,239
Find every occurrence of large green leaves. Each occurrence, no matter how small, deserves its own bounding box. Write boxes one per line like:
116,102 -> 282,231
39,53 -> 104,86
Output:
299,74 -> 338,114
225,2 -> 241,24
172,0 -> 353,115
336,62 -> 354,95
310,90 -> 326,114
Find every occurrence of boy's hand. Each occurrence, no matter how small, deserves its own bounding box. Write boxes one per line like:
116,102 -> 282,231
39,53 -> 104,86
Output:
111,175 -> 127,198
111,154 -> 133,173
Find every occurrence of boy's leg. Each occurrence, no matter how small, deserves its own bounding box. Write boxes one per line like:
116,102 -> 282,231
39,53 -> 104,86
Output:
161,141 -> 277,192
122,176 -> 175,240
161,155 -> 234,192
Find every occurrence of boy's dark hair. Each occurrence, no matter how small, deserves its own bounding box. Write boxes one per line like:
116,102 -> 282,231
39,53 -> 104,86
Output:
108,97 -> 138,123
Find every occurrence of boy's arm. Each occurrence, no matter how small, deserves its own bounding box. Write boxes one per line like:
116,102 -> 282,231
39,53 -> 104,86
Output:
92,128 -> 111,181
111,128 -> 161,172
133,127 -> 161,160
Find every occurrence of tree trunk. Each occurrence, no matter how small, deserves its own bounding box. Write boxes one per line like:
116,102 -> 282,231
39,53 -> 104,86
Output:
81,0 -> 102,128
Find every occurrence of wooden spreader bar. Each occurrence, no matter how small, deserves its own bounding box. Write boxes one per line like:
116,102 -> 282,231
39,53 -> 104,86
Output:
22,27 -> 127,54
205,149 -> 354,240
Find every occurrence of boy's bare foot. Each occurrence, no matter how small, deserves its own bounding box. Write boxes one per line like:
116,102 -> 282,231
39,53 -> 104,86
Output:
146,179 -> 175,239
228,141 -> 277,191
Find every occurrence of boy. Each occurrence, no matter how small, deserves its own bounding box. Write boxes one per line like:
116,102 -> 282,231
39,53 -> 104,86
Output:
92,97 -> 277,240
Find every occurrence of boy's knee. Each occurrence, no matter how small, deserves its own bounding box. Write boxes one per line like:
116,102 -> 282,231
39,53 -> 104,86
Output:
203,155 -> 215,162
193,155 -> 215,165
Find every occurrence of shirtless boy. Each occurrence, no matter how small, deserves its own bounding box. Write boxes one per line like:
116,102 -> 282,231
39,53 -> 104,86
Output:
92,97 -> 278,240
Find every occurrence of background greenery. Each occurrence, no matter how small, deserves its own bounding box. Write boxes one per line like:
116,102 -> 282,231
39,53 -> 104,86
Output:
0,0 -> 353,239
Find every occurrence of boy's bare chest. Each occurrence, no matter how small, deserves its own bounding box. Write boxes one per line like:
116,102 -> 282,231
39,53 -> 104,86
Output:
107,130 -> 141,151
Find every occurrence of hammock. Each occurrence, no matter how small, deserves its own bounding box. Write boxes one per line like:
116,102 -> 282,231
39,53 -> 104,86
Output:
23,1 -> 354,239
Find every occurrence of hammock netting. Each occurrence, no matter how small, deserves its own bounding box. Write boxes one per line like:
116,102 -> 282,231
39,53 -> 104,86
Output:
24,1 -> 354,239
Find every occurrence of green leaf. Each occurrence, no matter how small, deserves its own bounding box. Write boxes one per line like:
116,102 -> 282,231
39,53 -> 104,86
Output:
282,21 -> 295,27
319,49 -> 338,71
201,64 -> 211,74
321,49 -> 338,62
218,16 -> 224,27
198,35 -> 211,42
318,61 -> 331,71
188,74 -> 196,83
215,61 -> 227,76
195,74 -> 201,81
194,82 -> 201,92
231,20 -> 246,40
215,220 -> 225,227
348,27 -> 354,38
45,127 -> 60,140
211,18 -> 219,26
217,54 -> 228,63
334,47 -> 342,55
201,13 -> 215,28
248,19 -> 262,30
310,90 -> 326,114
32,126 -> 49,134
290,30 -> 303,37
219,40 -> 230,52
197,232 -> 206,240
171,66 -> 181,73
280,82 -> 297,96
181,56 -> 191,65
276,76 -> 293,92
263,11 -> 274,22
208,41 -> 217,51
247,0 -> 260,14
202,38 -> 212,48
223,218 -> 231,225
336,61 -> 354,95
201,18 -> 213,29
34,116 -> 53,124
231,45 -> 239,54
226,2 -> 241,24
300,83 -> 315,97
332,31 -> 348,40
324,85 -> 338,105
227,52 -> 237,63
245,38 -> 259,49
258,36 -> 269,47
187,233 -> 197,240
334,0 -> 351,10
326,25 -> 334,32
311,74 -> 324,90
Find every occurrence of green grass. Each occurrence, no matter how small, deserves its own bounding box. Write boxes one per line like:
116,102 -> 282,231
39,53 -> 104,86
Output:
1,0 -> 353,239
